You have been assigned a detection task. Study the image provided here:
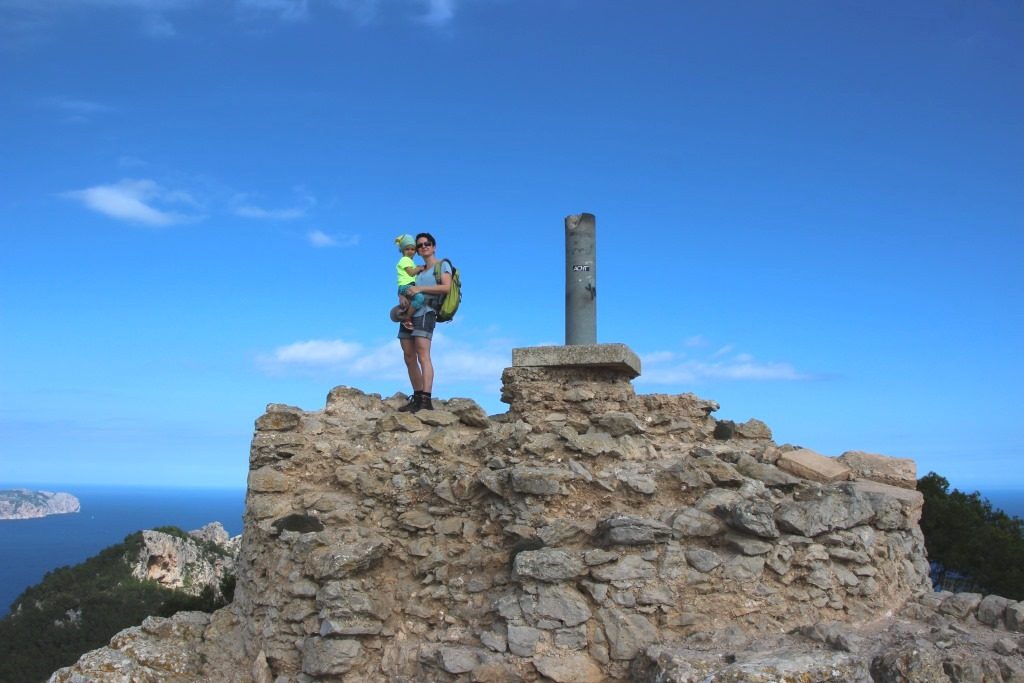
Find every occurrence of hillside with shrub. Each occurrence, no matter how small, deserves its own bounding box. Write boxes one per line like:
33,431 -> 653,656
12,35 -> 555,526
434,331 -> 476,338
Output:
0,528 -> 234,683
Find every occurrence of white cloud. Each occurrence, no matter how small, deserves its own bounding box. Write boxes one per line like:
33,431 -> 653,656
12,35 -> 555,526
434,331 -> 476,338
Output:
62,178 -> 201,226
330,0 -> 381,25
308,230 -> 359,248
272,339 -> 363,364
232,188 -> 315,221
418,0 -> 455,26
258,330 -> 510,382
236,0 -> 308,22
234,204 -> 307,220
711,344 -> 735,358
641,351 -> 675,364
2,0 -> 465,37
40,95 -> 113,116
638,344 -> 811,385
1,0 -> 195,41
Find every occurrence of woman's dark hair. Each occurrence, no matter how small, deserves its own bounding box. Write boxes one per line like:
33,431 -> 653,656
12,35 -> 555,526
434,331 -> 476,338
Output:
415,232 -> 436,246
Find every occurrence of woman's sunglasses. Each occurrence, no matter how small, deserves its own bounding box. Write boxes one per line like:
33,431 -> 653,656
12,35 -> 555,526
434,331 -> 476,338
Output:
416,243 -> 432,249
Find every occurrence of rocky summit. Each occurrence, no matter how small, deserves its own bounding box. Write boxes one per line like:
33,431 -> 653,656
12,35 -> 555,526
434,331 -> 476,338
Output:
50,361 -> 1024,682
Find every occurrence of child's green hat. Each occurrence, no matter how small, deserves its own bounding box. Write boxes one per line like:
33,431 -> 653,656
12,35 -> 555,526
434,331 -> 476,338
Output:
395,234 -> 416,251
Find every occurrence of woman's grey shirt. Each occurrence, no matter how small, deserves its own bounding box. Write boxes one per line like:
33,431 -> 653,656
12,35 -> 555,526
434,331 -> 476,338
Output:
413,260 -> 452,317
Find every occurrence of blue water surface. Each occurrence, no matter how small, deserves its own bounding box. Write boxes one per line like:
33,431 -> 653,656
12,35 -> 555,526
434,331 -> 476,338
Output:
0,485 -> 244,617
980,490 -> 1024,521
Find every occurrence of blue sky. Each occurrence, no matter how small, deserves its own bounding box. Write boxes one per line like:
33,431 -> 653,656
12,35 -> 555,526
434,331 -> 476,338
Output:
1,1 -> 1021,492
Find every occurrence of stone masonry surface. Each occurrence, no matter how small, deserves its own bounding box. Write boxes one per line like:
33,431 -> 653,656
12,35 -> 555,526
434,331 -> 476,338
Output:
50,364 -> 1024,682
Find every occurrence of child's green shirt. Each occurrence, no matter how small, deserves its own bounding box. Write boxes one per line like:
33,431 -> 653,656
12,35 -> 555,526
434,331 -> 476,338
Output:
396,256 -> 417,286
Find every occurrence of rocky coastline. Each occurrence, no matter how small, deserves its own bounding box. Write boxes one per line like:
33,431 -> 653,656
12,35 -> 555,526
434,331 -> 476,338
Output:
0,489 -> 80,520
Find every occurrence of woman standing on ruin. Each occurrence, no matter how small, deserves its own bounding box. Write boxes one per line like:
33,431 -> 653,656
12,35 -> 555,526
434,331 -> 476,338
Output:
396,232 -> 451,412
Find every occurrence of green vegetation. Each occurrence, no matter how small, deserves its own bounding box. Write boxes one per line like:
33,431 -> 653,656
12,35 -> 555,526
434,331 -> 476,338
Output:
0,528 -> 233,683
918,472 -> 1024,600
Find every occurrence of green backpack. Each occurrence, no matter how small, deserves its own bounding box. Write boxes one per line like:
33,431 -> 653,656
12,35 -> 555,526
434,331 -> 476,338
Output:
432,258 -> 461,322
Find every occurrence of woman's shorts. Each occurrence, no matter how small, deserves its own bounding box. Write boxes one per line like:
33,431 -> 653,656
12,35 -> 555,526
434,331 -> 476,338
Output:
398,311 -> 437,340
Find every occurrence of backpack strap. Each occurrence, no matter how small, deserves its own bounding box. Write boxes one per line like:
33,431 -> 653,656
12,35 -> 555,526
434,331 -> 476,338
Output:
432,259 -> 452,284
430,259 -> 451,307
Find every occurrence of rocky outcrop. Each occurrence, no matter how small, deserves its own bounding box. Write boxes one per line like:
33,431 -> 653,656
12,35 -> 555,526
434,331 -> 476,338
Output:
49,362 -> 1024,682
129,522 -> 240,597
0,489 -> 80,520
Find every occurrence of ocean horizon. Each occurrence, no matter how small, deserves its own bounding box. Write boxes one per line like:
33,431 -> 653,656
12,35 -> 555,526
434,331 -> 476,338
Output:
0,484 -> 245,618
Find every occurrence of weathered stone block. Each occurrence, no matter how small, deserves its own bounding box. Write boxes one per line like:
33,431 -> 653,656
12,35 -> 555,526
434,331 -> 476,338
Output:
256,405 -> 303,432
597,515 -> 673,546
838,450 -> 917,489
248,466 -> 291,493
723,499 -> 780,539
534,653 -> 605,682
975,594 -> 1011,628
596,411 -> 644,436
301,636 -> 361,676
591,555 -> 657,583
939,592 -> 983,619
507,624 -> 542,656
535,585 -> 592,627
513,548 -> 587,582
309,537 -> 390,580
671,507 -> 725,537
1007,601 -> 1024,631
510,466 -> 569,495
512,343 -> 641,378
598,607 -> 657,660
777,449 -> 852,483
735,418 -> 773,440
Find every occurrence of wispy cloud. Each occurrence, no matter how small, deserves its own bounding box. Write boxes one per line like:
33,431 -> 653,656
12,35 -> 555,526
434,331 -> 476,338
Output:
418,0 -> 455,26
232,188 -> 315,221
1,0 -> 196,42
308,230 -> 359,248
236,0 -> 309,22
329,0 -> 382,25
1,0 -> 464,39
639,342 -> 813,385
258,330 -> 509,381
39,95 -> 113,118
61,178 -> 203,226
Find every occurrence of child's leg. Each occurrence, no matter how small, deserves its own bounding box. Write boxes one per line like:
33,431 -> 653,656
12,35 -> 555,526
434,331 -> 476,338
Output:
398,286 -> 412,310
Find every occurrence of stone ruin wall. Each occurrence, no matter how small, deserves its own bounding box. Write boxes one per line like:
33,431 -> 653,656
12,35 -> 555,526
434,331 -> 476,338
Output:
231,364 -> 934,681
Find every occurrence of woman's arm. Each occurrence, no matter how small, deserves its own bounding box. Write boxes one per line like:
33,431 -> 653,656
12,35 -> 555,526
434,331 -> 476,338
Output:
406,270 -> 451,297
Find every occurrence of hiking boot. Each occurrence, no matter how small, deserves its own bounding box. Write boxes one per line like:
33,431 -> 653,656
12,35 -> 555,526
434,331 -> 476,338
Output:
397,394 -> 420,412
417,396 -> 434,411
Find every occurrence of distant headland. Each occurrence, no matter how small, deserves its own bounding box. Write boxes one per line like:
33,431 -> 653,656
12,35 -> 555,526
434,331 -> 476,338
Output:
0,489 -> 81,520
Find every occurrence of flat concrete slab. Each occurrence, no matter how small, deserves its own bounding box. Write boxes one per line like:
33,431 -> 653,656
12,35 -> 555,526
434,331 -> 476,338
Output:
512,343 -> 641,378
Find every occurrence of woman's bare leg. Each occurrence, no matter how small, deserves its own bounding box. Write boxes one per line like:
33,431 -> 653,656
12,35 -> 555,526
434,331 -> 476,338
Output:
401,337 -> 423,392
415,337 -> 434,393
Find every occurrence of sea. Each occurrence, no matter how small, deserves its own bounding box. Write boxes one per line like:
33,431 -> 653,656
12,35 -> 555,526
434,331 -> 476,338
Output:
0,485 -> 245,618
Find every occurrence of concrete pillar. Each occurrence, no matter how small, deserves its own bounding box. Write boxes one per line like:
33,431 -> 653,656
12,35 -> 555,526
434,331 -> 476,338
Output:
565,213 -> 596,345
